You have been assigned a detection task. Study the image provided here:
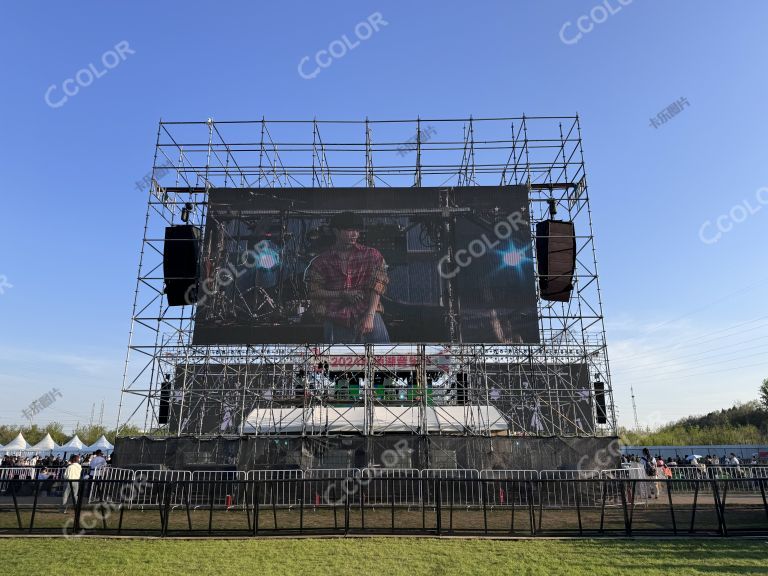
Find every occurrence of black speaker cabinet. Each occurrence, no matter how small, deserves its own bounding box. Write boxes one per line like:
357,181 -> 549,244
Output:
536,220 -> 576,302
158,378 -> 171,425
163,225 -> 200,306
593,381 -> 607,424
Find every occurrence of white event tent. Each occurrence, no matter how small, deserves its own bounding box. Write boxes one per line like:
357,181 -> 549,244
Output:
58,435 -> 86,453
2,433 -> 30,453
87,435 -> 114,453
29,433 -> 60,453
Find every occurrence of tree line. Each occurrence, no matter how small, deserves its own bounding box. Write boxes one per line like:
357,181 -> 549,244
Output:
0,423 -> 143,447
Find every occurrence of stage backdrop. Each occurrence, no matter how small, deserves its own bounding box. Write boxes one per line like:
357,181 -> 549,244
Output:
191,186 -> 538,344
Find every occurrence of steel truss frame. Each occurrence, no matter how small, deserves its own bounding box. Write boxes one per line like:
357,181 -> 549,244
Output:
117,116 -> 616,438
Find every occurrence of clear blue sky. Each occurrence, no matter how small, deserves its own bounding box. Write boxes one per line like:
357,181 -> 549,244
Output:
1,0 -> 766,431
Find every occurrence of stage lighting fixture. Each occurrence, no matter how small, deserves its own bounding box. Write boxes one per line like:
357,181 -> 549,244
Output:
180,202 -> 193,222
547,198 -> 557,218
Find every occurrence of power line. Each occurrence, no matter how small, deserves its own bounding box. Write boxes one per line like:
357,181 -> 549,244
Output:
613,338 -> 768,376
620,359 -> 767,388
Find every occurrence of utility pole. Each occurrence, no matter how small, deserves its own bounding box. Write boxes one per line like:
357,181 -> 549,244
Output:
630,385 -> 640,429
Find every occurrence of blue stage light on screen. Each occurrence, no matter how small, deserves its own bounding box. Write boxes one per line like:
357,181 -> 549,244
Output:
495,241 -> 531,273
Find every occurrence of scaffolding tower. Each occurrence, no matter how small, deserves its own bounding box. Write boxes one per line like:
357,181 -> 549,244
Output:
117,116 -> 616,438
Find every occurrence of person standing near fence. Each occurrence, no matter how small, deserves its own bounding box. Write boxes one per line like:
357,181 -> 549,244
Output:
88,449 -> 108,501
658,456 -> 672,481
728,453 -> 742,478
641,448 -> 659,499
89,450 -> 107,478
60,454 -> 82,513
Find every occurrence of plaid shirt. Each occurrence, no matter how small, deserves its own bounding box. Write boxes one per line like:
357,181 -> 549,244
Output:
307,244 -> 388,328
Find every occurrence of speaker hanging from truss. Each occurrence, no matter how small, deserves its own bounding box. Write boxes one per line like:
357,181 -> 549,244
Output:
536,219 -> 576,302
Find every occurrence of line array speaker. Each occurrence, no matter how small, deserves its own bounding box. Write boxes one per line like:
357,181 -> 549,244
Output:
163,225 -> 200,306
593,381 -> 607,424
158,377 -> 171,425
535,219 -> 576,302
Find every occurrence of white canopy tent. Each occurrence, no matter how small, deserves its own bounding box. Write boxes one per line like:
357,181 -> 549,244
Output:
2,433 -> 31,453
58,435 -> 86,453
86,435 -> 114,453
29,433 -> 59,453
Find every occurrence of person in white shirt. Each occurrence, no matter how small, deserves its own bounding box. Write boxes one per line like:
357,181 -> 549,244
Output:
88,449 -> 108,501
61,455 -> 82,512
729,453 -> 742,477
89,450 -> 107,478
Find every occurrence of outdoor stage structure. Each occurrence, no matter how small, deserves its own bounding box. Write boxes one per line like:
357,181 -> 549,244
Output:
116,116 -> 617,471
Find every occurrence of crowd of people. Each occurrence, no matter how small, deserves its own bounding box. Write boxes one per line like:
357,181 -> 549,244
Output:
1,450 -> 112,512
620,448 -> 754,500
622,451 -> 750,473
1,450 -> 112,478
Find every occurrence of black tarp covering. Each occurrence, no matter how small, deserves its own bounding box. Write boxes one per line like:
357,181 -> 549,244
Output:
114,435 -> 619,471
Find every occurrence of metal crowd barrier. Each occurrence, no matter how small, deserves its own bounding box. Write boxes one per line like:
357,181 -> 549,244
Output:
479,470 -> 538,507
188,471 -> 247,509
708,466 -> 768,493
362,468 -> 422,507
1,476 -> 766,537
305,468 -> 360,507
4,465 -> 766,512
131,470 -> 191,509
539,470 -> 602,509
245,470 -> 304,507
88,467 -> 135,504
421,469 -> 481,507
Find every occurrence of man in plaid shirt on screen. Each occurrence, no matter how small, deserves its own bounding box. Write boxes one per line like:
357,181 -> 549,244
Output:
307,212 -> 390,343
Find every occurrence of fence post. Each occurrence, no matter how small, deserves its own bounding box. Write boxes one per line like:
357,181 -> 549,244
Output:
360,475 -> 365,530
436,478 -> 442,535
711,479 -> 727,536
666,478 -> 676,535
537,480 -> 544,533
74,480 -> 85,535
618,479 -> 631,536
575,479 -> 583,536
271,480 -> 277,529
527,480 -> 535,536
29,479 -> 41,534
183,481 -> 192,532
420,476 -> 426,533
509,480 -> 516,535
598,479 -> 608,534
207,479 -> 215,535
344,480 -> 350,535
481,478 -> 488,535
448,477 -> 454,533
299,477 -> 304,535
9,481 -> 22,530
242,479 -> 251,533
117,487 -> 126,536
162,481 -> 172,537
759,477 -> 768,522
390,477 -> 396,534
689,481 -> 699,534
253,480 -> 260,536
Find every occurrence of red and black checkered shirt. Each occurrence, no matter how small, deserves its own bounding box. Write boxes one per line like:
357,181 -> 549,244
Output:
307,244 -> 388,328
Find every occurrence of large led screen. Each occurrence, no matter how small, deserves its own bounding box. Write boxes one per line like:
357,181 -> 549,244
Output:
191,186 -> 538,344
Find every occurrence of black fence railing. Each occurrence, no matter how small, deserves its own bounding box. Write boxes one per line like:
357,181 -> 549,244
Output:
1,477 -> 766,537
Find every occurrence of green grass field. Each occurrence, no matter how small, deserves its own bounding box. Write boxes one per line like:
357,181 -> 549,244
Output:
0,538 -> 765,575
